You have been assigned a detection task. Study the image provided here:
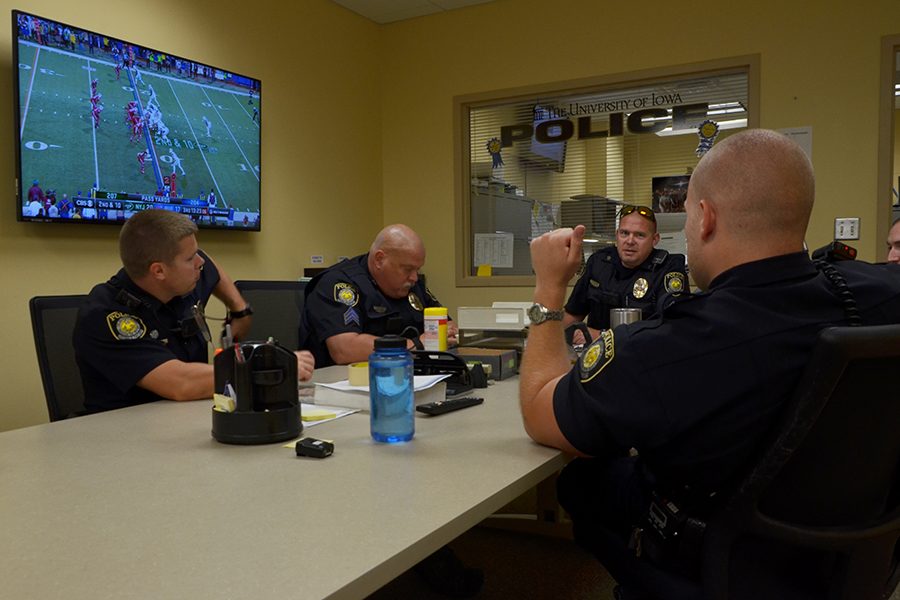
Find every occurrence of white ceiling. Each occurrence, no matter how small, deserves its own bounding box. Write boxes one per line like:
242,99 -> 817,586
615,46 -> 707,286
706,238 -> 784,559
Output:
330,0 -> 495,24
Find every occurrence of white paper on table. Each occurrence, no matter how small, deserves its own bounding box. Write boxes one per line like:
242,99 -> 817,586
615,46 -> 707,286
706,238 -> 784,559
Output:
316,373 -> 451,395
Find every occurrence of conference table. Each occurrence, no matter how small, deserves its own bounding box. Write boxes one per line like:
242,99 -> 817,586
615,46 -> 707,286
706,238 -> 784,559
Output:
0,376 -> 566,599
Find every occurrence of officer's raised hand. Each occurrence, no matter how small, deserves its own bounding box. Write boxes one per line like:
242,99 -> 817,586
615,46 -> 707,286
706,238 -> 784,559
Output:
531,225 -> 586,297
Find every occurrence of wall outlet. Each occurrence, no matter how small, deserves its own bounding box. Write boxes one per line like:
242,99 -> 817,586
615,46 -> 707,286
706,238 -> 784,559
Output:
834,218 -> 860,240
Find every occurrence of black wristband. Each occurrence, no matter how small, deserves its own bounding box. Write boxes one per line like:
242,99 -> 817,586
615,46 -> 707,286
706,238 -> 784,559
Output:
228,304 -> 253,320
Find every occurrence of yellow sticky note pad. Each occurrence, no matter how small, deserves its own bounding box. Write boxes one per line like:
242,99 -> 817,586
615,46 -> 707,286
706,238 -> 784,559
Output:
476,264 -> 492,277
213,393 -> 235,413
302,408 -> 337,422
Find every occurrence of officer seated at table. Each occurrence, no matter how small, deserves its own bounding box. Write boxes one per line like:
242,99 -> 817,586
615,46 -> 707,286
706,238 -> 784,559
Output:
563,204 -> 686,342
299,224 -> 479,597
519,129 -> 900,598
887,217 -> 900,264
299,223 -> 457,367
74,209 -> 315,413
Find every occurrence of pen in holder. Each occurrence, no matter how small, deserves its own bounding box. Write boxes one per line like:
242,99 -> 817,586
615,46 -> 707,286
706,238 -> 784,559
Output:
211,340 -> 301,445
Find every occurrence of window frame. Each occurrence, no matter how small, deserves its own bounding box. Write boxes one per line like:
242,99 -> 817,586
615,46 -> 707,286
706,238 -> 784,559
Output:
453,55 -> 760,287
877,34 -> 899,256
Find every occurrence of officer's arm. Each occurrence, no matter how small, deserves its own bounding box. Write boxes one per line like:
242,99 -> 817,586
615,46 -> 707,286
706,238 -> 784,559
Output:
519,322 -> 583,456
137,360 -> 214,401
326,332 -> 377,365
519,227 -> 586,456
325,331 -> 414,365
206,255 -> 252,341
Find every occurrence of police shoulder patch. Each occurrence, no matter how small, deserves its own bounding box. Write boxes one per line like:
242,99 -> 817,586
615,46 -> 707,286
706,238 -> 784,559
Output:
334,282 -> 359,307
664,272 -> 686,294
579,329 -> 615,383
106,311 -> 147,340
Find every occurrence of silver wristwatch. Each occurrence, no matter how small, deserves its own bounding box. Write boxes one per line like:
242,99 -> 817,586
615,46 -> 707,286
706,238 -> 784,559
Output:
527,303 -> 564,325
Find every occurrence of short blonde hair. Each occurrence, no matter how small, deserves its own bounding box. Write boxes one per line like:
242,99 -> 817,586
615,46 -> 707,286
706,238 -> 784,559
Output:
119,210 -> 198,278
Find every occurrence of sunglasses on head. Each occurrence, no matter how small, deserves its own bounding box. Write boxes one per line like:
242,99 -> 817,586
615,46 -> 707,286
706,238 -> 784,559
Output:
618,204 -> 656,223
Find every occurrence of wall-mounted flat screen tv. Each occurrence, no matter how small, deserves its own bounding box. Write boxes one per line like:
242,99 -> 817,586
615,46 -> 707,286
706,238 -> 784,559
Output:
13,10 -> 262,230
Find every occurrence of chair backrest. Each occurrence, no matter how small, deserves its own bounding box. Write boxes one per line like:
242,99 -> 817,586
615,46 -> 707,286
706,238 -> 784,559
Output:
703,324 -> 900,600
29,295 -> 89,422
234,280 -> 306,350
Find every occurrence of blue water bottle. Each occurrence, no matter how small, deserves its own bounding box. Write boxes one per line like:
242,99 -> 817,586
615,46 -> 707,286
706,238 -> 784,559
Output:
369,335 -> 414,443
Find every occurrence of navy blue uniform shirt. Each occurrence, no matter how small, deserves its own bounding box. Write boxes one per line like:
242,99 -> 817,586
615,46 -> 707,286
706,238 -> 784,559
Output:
299,254 -> 443,367
554,252 -> 900,496
566,247 -> 687,330
73,250 -> 220,413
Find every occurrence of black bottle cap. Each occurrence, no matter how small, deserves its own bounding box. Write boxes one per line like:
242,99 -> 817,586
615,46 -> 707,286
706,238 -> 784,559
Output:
374,335 -> 407,349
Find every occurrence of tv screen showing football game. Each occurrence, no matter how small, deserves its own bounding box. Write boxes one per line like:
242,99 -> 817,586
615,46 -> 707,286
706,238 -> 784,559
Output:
12,10 -> 262,230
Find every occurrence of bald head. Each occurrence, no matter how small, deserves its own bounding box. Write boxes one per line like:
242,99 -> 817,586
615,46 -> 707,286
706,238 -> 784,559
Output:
370,224 -> 425,257
685,129 -> 815,289
368,224 -> 426,299
690,129 -> 814,243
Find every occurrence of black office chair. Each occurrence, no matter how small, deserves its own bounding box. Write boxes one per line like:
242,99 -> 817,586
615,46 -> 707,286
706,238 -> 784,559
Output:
698,324 -> 900,600
234,280 -> 306,349
29,295 -> 89,422
625,324 -> 900,600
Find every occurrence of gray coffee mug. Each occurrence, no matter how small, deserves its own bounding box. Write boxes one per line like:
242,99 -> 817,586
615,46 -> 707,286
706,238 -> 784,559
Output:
609,308 -> 642,329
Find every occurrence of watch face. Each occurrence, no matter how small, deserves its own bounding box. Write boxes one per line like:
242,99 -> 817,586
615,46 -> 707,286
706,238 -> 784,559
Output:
528,304 -> 563,324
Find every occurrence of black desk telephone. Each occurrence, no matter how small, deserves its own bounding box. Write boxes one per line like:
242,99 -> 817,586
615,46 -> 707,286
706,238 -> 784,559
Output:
412,350 -> 487,397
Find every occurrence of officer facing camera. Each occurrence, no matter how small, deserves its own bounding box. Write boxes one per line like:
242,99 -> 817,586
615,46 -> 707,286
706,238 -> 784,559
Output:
563,204 -> 687,345
74,209 -> 314,413
519,129 -> 900,597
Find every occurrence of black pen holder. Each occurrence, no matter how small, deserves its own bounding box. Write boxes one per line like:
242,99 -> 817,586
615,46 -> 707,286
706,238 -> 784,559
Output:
211,341 -> 301,445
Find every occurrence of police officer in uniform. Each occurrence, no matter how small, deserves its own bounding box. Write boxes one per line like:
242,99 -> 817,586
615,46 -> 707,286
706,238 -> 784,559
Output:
519,130 -> 900,598
74,209 -> 314,413
564,204 -> 686,337
887,217 -> 900,264
300,224 -> 481,596
299,223 -> 453,368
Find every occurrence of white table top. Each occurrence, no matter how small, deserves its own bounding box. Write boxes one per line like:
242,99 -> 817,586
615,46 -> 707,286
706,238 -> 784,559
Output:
0,377 -> 565,599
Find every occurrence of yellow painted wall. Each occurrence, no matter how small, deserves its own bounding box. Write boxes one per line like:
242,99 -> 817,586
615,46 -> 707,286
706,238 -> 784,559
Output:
380,0 -> 900,312
1,0 -> 381,430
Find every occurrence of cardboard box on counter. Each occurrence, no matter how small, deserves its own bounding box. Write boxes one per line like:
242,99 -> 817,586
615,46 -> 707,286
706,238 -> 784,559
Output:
455,347 -> 518,380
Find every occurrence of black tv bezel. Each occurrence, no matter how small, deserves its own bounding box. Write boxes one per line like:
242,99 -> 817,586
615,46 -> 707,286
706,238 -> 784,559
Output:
11,9 -> 263,231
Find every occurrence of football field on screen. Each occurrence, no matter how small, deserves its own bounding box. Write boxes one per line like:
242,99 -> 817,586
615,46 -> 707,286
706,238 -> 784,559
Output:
17,42 -> 260,212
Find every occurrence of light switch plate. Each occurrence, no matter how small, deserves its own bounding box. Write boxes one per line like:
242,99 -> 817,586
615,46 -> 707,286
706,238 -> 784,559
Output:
834,218 -> 859,240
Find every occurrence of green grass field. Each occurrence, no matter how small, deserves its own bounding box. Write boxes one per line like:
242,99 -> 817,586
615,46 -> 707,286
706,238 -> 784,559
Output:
17,40 -> 260,225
